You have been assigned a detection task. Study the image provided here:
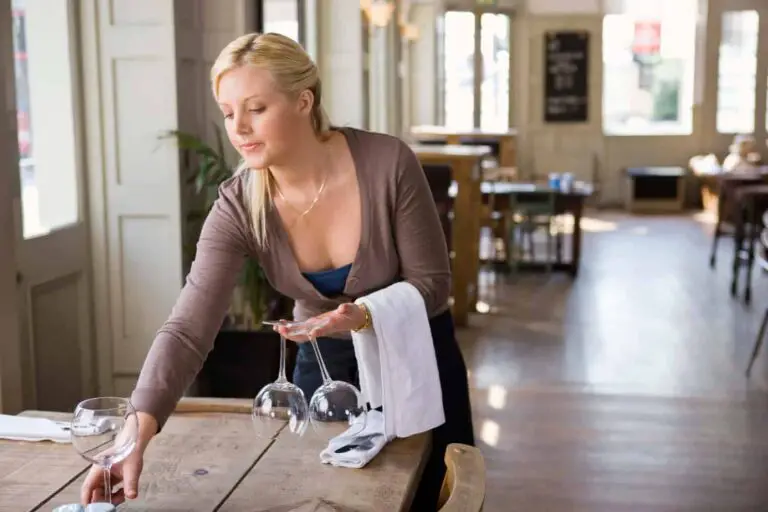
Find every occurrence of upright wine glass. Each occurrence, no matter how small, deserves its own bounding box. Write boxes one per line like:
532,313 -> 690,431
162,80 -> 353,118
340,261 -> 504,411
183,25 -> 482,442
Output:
266,319 -> 368,440
70,397 -> 138,505
252,334 -> 309,438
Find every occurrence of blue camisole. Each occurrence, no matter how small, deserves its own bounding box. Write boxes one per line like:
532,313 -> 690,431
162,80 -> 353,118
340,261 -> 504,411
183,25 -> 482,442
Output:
302,263 -> 352,297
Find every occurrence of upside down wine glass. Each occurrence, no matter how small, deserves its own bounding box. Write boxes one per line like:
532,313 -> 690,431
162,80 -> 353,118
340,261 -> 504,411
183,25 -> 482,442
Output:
265,319 -> 368,441
252,333 -> 310,439
70,397 -> 138,505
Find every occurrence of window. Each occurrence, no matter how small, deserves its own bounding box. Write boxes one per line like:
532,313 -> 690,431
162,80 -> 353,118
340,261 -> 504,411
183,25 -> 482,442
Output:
442,10 -> 511,130
262,0 -> 301,43
716,11 -> 759,134
480,13 -> 510,130
443,11 -> 475,129
12,0 -> 79,238
602,0 -> 698,135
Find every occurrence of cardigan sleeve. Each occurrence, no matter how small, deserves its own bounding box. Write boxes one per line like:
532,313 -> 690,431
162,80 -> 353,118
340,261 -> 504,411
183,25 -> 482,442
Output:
130,178 -> 249,430
392,140 -> 452,316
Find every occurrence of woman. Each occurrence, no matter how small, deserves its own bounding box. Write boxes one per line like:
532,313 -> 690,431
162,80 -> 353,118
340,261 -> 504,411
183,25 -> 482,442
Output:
80,32 -> 474,510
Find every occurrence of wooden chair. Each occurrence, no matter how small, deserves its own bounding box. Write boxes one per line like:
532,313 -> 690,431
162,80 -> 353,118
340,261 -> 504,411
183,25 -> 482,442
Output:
422,164 -> 454,252
438,443 -> 486,512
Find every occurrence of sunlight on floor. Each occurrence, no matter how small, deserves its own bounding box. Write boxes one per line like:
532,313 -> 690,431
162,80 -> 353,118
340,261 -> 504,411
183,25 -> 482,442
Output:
480,419 -> 499,447
487,384 -> 507,410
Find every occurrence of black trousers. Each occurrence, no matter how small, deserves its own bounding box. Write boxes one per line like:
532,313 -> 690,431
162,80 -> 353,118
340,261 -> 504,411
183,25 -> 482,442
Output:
293,308 -> 475,511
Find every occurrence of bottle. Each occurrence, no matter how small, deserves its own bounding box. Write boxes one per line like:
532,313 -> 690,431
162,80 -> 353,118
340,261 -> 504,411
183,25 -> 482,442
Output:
548,173 -> 560,190
560,172 -> 573,193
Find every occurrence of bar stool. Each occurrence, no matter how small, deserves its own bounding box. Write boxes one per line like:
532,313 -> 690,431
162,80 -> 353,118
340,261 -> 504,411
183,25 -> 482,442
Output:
710,172 -> 766,268
729,184 -> 768,303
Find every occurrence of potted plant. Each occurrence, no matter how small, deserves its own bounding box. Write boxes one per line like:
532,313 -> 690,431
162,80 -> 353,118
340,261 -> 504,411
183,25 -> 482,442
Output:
164,126 -> 296,398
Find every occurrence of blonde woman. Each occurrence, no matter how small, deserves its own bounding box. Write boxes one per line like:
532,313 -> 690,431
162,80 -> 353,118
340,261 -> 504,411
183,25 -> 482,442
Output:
80,33 -> 474,510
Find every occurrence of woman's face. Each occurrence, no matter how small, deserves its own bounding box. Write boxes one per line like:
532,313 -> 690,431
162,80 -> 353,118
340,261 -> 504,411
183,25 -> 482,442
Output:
216,65 -> 312,169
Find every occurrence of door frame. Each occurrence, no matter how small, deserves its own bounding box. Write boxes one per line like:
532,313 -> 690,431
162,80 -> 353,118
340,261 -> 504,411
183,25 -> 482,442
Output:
0,0 -> 23,414
12,0 -> 95,410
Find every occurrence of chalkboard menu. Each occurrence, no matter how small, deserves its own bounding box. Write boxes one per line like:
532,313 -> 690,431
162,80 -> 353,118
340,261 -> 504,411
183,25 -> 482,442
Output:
544,31 -> 589,123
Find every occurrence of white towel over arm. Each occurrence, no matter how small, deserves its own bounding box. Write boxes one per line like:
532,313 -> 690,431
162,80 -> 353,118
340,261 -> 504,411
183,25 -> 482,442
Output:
351,281 -> 445,438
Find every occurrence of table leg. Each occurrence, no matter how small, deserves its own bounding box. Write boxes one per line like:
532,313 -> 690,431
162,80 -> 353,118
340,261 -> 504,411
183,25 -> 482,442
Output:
570,202 -> 584,277
710,188 -> 725,268
731,205 -> 746,297
450,161 -> 481,327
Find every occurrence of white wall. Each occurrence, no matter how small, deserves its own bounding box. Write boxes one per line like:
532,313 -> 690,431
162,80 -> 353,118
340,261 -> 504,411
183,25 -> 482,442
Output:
316,0 -> 365,129
409,3 -> 440,127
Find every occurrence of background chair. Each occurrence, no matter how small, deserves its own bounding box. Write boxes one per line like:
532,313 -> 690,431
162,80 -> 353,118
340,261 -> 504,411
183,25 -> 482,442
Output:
506,190 -> 559,274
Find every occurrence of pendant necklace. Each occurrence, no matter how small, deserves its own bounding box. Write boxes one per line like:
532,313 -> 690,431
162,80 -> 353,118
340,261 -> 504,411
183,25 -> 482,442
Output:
274,169 -> 328,222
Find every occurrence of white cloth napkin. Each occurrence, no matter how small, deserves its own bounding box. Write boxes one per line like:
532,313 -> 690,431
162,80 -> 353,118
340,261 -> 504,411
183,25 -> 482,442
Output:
320,410 -> 390,468
352,281 -> 445,438
0,414 -> 71,443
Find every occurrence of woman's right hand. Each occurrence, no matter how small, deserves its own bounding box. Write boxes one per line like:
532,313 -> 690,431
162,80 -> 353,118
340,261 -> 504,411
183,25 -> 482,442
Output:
80,447 -> 144,505
80,410 -> 157,505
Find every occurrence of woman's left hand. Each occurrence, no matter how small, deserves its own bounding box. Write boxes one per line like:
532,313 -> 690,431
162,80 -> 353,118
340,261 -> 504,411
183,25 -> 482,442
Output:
275,303 -> 366,342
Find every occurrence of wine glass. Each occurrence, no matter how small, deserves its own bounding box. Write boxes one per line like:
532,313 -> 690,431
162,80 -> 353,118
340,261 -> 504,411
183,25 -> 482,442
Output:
252,334 -> 309,438
265,319 -> 368,440
70,397 -> 138,505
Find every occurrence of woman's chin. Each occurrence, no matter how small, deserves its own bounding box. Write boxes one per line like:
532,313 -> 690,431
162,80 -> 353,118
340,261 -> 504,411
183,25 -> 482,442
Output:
242,153 -> 270,169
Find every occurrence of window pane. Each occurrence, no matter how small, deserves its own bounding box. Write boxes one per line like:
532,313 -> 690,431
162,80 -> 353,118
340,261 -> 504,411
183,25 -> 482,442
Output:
13,0 -> 79,238
716,11 -> 758,134
263,0 -> 300,42
480,13 -> 510,130
602,1 -> 697,135
443,11 -> 475,129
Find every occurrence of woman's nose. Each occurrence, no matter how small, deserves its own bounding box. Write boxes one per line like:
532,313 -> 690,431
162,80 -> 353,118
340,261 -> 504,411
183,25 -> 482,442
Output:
234,113 -> 251,135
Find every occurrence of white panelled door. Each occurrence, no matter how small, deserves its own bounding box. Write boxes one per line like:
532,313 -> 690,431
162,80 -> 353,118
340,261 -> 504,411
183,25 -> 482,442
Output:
79,0 -> 185,397
4,0 -> 94,412
703,0 -> 768,156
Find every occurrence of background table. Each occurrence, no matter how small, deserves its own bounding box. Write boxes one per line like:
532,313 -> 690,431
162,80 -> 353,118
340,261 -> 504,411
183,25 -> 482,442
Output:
0,399 -> 430,511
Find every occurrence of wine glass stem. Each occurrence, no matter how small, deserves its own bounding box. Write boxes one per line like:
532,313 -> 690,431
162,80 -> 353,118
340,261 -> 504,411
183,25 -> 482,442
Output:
309,335 -> 332,384
103,466 -> 112,504
277,335 -> 287,383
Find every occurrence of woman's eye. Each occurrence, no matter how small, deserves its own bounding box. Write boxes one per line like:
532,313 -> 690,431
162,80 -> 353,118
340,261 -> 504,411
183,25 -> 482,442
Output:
250,107 -> 265,114
223,113 -> 234,120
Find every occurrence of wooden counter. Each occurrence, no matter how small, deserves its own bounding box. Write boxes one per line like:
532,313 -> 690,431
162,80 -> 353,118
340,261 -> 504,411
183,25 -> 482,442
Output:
412,144 -> 491,327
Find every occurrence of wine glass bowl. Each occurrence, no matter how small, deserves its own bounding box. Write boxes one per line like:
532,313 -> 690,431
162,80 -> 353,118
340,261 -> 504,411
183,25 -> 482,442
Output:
252,380 -> 309,438
251,334 -> 310,439
308,380 -> 367,439
70,397 -> 138,504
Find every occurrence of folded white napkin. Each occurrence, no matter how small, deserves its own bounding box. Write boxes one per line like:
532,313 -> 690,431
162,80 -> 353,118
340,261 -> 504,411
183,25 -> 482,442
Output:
320,410 -> 390,468
0,414 -> 71,443
352,282 -> 445,439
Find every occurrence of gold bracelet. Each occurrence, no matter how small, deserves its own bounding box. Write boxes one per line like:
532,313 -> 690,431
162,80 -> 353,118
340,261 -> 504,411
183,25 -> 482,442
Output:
352,303 -> 372,332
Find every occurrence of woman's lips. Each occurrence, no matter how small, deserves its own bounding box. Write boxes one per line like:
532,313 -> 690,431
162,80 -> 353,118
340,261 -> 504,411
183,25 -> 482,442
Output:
240,142 -> 263,153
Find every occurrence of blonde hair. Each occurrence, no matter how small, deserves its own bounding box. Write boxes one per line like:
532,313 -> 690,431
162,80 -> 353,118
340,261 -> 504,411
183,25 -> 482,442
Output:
210,32 -> 331,247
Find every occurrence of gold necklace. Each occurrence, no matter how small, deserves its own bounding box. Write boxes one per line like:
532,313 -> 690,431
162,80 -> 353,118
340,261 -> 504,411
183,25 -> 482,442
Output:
273,171 -> 328,220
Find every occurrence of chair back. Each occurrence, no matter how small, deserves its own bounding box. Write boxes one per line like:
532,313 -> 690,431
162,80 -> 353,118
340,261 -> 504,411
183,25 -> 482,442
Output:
423,164 -> 453,250
438,443 -> 486,512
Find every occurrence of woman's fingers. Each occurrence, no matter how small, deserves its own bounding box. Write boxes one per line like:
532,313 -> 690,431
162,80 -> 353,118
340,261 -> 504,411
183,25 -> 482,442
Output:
81,464 -> 121,505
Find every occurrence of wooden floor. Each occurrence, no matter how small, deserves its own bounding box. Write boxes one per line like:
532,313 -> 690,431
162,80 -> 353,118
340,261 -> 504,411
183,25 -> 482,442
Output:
459,211 -> 768,511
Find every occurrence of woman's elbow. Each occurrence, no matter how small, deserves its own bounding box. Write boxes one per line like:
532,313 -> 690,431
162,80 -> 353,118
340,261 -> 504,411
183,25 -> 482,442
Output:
409,273 -> 451,317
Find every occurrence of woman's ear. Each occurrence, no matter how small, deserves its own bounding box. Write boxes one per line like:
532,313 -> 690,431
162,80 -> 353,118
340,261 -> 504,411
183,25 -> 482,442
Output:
296,89 -> 314,116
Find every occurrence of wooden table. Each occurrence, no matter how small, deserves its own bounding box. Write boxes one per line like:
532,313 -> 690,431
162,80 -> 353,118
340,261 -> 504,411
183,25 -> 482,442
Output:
462,182 -> 593,277
411,125 -> 518,168
1,400 -> 431,511
411,144 -> 492,327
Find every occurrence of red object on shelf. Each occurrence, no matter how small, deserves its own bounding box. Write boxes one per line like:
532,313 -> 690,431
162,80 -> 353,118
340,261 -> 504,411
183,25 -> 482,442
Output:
633,21 -> 661,56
